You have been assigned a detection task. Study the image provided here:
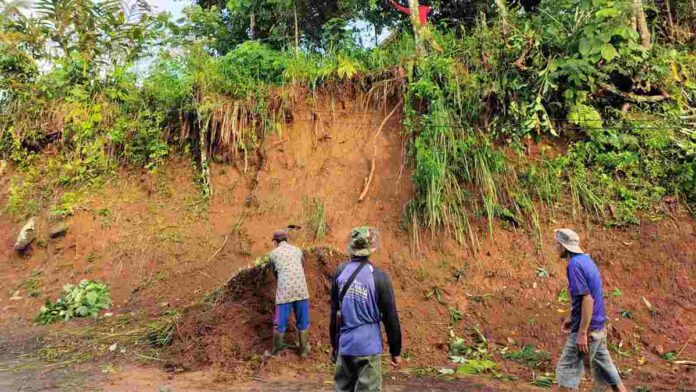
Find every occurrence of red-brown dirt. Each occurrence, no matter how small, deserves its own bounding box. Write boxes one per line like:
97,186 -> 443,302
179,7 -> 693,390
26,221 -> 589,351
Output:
0,94 -> 694,391
168,247 -> 342,373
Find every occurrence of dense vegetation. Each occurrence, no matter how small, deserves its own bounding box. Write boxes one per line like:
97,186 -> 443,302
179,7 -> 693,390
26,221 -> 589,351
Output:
1,0 -> 694,245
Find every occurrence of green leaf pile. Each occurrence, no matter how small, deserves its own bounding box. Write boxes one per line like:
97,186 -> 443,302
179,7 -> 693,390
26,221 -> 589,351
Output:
35,280 -> 112,325
532,374 -> 555,388
455,359 -> 496,375
503,345 -> 550,369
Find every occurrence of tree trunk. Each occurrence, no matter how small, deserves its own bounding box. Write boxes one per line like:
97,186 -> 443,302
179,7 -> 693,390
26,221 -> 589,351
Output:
407,0 -> 426,57
250,10 -> 256,40
494,0 -> 509,37
633,0 -> 651,48
664,0 -> 674,26
293,3 -> 299,56
663,0 -> 675,34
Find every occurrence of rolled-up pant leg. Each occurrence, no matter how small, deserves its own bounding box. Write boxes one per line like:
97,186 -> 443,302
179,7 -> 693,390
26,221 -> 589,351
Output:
556,333 -> 583,390
589,330 -> 622,390
293,299 -> 310,332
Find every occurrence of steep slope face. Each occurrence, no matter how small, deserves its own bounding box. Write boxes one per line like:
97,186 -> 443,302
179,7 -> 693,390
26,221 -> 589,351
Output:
0,95 -> 411,325
239,95 -> 413,255
0,95 -> 693,391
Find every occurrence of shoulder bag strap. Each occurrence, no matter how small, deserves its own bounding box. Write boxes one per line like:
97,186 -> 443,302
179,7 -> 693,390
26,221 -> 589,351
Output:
338,262 -> 367,309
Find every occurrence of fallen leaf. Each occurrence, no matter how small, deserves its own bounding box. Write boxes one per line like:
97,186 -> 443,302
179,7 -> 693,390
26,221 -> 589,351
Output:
456,359 -> 496,375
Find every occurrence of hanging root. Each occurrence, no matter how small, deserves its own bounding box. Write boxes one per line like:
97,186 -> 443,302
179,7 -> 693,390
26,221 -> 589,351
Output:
358,101 -> 403,202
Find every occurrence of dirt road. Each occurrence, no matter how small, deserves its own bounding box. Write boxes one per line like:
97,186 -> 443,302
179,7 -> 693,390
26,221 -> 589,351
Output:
1,359 -> 504,392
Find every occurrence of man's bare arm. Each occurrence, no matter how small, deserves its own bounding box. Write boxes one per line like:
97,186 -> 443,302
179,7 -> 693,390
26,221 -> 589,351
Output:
577,294 -> 594,352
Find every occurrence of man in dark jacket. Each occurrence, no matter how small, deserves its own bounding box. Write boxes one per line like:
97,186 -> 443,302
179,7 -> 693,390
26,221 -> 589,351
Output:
329,226 -> 402,392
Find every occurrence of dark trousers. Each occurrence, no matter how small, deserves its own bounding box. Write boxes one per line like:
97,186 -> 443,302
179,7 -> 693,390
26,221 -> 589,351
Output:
334,355 -> 382,392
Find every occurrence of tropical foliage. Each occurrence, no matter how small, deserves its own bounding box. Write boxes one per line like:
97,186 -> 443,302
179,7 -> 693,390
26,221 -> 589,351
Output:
1,0 -> 694,241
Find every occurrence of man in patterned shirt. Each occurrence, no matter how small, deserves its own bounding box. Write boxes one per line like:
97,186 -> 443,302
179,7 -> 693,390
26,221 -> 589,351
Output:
268,229 -> 311,358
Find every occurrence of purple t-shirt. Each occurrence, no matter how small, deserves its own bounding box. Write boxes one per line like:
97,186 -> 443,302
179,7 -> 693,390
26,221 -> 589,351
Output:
329,259 -> 401,358
567,253 -> 606,332
336,262 -> 383,356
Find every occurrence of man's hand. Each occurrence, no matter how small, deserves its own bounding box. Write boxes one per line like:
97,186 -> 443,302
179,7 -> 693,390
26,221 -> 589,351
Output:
561,318 -> 572,334
391,355 -> 401,367
576,332 -> 589,353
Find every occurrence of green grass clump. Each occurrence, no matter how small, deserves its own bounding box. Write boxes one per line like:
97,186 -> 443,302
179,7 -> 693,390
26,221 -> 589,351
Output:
23,270 -> 43,298
303,196 -> 328,241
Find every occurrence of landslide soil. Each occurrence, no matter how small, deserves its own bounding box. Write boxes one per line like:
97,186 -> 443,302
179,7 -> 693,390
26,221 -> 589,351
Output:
0,95 -> 694,391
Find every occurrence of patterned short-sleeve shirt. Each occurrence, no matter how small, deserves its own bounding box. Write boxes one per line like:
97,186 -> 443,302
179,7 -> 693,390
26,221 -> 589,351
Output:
269,242 -> 310,304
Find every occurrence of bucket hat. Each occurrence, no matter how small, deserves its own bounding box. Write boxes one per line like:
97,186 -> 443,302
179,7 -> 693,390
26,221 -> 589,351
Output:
348,226 -> 380,257
554,228 -> 584,254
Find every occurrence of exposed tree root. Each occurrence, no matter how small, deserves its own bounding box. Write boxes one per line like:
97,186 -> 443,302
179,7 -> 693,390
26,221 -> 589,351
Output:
599,82 -> 669,103
358,101 -> 403,202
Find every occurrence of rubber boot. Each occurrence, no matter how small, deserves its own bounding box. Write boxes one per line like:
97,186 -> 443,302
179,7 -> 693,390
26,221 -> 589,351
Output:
299,330 -> 311,358
272,332 -> 284,356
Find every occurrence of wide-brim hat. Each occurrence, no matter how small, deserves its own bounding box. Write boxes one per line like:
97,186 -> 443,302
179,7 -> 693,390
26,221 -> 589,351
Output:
554,228 -> 583,254
348,226 -> 380,257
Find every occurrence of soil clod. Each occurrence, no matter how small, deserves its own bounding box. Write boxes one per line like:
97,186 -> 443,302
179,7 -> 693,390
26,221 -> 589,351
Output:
14,217 -> 36,252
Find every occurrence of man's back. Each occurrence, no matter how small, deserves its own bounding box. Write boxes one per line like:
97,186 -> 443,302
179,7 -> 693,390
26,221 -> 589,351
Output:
269,242 -> 309,305
330,259 -> 401,357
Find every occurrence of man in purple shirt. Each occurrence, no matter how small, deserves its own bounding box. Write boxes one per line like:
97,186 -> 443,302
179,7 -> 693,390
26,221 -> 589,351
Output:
330,226 -> 401,392
554,229 -> 627,392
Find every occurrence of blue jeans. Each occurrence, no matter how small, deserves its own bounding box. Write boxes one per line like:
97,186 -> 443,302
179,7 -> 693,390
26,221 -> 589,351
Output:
274,299 -> 310,333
